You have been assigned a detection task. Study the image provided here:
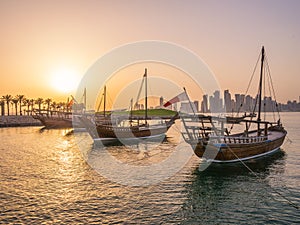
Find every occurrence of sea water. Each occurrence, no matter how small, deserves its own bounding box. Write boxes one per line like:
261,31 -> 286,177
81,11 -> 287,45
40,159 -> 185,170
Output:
0,112 -> 299,224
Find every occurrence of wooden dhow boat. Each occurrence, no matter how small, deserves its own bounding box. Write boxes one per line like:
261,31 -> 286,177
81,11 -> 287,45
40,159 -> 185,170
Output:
180,46 -> 287,163
32,110 -> 73,128
32,90 -> 87,129
80,69 -> 178,144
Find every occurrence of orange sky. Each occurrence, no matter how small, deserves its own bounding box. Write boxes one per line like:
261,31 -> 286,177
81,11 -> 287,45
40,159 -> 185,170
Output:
1,0 -> 299,106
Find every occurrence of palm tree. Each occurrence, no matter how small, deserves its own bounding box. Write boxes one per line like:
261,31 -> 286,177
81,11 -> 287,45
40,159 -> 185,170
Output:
50,101 -> 57,116
16,95 -> 25,115
44,98 -> 52,115
12,98 -> 19,115
23,98 -> 31,115
0,99 -> 5,116
2,95 -> 12,115
30,99 -> 34,114
58,102 -> 66,112
35,98 -> 43,113
51,101 -> 57,111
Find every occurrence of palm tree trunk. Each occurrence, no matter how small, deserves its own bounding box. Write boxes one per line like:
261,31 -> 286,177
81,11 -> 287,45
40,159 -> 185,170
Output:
0,102 -> 4,116
6,102 -> 10,116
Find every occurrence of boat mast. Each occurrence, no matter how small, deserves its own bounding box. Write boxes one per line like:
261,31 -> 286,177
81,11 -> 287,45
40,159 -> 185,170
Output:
103,85 -> 106,117
144,68 -> 148,123
84,87 -> 87,110
130,98 -> 133,122
257,46 -> 265,135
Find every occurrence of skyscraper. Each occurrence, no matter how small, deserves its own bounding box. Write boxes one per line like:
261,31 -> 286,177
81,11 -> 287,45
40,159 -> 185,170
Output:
201,94 -> 208,113
193,100 -> 199,112
224,90 -> 232,113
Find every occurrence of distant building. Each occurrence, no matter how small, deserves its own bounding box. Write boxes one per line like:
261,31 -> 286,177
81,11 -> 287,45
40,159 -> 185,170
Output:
264,96 -> 273,112
159,96 -> 164,107
193,100 -> 199,112
245,95 -> 252,111
224,90 -> 232,113
210,90 -> 223,113
198,89 -> 300,113
231,99 -> 235,113
180,102 -> 190,113
180,102 -> 197,113
201,95 -> 208,113
235,94 -> 241,112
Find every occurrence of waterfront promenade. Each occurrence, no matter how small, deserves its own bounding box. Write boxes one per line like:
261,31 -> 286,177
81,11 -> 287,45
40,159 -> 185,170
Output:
0,116 -> 42,127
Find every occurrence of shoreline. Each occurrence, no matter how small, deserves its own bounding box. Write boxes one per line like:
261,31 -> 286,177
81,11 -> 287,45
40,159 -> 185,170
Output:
0,111 -> 299,128
0,115 -> 42,127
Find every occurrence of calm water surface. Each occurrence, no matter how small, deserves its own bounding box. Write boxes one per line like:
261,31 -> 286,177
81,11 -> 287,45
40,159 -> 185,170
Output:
0,112 -> 299,224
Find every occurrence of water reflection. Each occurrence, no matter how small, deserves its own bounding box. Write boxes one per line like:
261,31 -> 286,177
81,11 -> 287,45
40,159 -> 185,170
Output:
180,150 -> 289,224
38,126 -> 73,136
83,133 -> 194,186
198,150 -> 286,177
1,126 -> 298,224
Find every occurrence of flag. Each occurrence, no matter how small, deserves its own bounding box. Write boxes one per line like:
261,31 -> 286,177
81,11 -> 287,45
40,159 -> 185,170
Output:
67,99 -> 74,107
163,91 -> 189,107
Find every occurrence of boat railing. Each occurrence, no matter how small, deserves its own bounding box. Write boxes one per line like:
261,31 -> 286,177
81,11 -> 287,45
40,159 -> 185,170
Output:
209,135 -> 268,144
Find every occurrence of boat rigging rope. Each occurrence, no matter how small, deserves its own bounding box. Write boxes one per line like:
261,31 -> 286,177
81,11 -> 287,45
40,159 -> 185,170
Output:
135,76 -> 145,108
226,145 -> 299,210
229,49 -> 283,133
282,135 -> 293,151
148,79 -> 157,107
97,94 -> 104,112
265,55 -> 281,121
228,51 -> 261,133
266,64 -> 277,122
97,88 -> 114,112
263,65 -> 267,122
106,91 -> 114,111
243,51 -> 262,105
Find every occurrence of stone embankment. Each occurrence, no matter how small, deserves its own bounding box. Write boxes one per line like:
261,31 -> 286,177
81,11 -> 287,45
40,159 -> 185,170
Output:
0,116 -> 42,127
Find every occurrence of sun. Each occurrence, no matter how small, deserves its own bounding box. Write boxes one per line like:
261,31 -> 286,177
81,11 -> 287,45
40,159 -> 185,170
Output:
51,68 -> 81,94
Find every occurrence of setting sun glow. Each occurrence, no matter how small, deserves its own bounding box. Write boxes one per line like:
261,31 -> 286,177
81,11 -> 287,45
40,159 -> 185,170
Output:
51,68 -> 81,94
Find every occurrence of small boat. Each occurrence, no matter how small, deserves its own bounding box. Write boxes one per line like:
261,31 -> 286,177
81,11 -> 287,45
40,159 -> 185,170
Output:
80,69 -> 178,144
32,109 -> 86,129
32,111 -> 73,128
179,46 -> 287,163
32,90 -> 87,129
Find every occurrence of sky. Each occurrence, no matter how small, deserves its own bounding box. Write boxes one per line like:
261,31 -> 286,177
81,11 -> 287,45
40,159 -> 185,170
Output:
0,0 -> 299,107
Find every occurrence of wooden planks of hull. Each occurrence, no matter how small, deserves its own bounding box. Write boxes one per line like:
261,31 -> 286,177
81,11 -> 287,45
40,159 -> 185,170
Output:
193,130 -> 286,162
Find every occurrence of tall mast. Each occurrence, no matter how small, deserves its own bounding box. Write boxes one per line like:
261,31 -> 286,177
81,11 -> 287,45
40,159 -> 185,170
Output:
83,87 -> 87,110
257,46 -> 265,134
144,68 -> 148,123
130,98 -> 133,122
103,85 -> 106,117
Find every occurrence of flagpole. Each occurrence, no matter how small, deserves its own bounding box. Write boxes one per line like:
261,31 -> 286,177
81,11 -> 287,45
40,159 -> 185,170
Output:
183,87 -> 205,137
183,87 -> 196,115
103,85 -> 106,117
144,68 -> 148,124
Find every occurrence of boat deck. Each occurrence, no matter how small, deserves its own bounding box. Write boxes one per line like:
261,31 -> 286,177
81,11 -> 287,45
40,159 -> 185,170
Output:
207,129 -> 286,145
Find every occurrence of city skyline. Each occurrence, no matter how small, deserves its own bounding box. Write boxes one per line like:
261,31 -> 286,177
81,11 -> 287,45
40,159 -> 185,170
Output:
197,89 -> 299,113
1,88 -> 300,116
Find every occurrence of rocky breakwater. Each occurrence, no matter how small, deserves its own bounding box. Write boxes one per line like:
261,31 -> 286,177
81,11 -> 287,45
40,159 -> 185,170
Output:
0,116 -> 42,127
